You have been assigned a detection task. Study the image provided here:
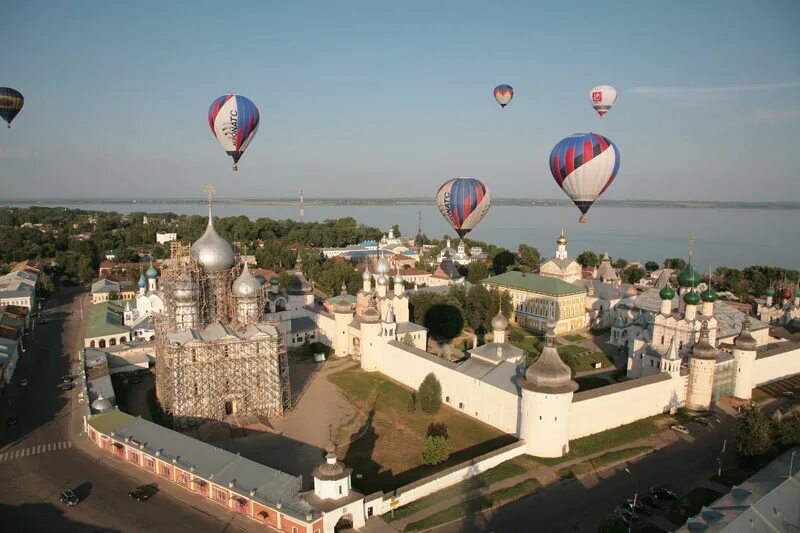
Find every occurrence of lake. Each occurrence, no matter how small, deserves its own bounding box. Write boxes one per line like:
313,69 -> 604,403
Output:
8,201 -> 799,270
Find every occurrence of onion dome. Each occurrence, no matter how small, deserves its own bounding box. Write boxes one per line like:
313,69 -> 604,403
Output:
684,290 -> 701,306
145,265 -> 158,279
522,321 -> 578,393
313,442 -> 350,481
691,321 -> 717,360
362,297 -> 381,323
362,265 -> 372,281
269,276 -> 280,285
659,284 -> 675,300
734,317 -> 757,351
394,268 -> 404,285
677,264 -> 702,288
377,274 -> 389,287
138,274 -> 147,288
556,230 -> 567,246
334,284 -> 352,314
376,256 -> 390,275
191,215 -> 235,273
796,286 -> 800,298
287,255 -> 313,295
765,288 -> 776,297
701,286 -> 718,303
232,263 -> 261,298
781,288 -> 792,300
255,275 -> 266,285
491,310 -> 508,332
91,393 -> 113,414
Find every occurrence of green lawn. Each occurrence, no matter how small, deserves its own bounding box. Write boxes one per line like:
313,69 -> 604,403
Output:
666,487 -> 724,525
404,478 -> 541,532
557,446 -> 653,479
574,351 -> 614,372
557,344 -> 588,357
569,416 -> 661,457
386,454 -> 537,522
563,333 -> 585,342
327,367 -> 516,493
575,376 -> 613,392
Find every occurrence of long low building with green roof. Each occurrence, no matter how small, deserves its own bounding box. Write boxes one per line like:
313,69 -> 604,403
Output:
84,300 -> 133,349
482,271 -> 588,333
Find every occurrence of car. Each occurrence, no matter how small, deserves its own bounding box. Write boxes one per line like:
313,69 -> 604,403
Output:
671,424 -> 690,435
614,508 -> 638,522
694,417 -> 712,427
60,489 -> 79,507
61,383 -> 73,391
650,487 -> 678,500
641,494 -> 662,509
782,391 -> 797,400
623,500 -> 652,516
128,486 -> 153,501
62,375 -> 73,383
19,378 -> 28,387
6,416 -> 18,427
38,319 -> 49,325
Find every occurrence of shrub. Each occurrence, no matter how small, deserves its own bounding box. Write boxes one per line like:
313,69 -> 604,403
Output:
421,435 -> 450,465
418,373 -> 442,414
427,422 -> 448,439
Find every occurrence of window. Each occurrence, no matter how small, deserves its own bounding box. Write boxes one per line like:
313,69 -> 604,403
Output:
445,396 -> 450,403
338,485 -> 342,494
129,451 -> 139,463
179,474 -> 188,484
145,458 -> 155,470
215,489 -> 226,501
161,465 -> 171,478
292,528 -> 298,533
458,402 -> 464,409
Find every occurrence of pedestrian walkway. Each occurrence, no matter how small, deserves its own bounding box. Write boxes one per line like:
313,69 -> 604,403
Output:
0,440 -> 72,461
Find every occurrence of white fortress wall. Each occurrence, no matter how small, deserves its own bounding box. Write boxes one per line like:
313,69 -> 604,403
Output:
368,441 -> 527,517
569,373 -> 686,440
308,309 -> 336,346
379,341 -> 520,435
752,345 -> 800,386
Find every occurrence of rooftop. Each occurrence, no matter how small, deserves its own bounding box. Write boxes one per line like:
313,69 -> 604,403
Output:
85,301 -> 132,338
483,271 -> 586,297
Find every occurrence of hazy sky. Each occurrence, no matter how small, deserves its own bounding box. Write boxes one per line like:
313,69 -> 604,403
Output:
1,1 -> 799,200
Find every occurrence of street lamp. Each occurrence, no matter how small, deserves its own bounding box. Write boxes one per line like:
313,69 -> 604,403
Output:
790,450 -> 797,479
624,467 -> 638,533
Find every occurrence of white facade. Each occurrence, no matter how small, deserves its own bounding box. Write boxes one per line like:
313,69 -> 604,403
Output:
156,232 -> 178,244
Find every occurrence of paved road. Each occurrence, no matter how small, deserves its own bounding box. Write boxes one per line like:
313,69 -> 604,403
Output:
434,414 -> 741,532
0,288 -> 260,532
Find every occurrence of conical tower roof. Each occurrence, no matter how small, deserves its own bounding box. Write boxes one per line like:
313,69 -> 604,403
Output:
734,317 -> 757,351
691,321 -> 717,360
521,321 -> 578,393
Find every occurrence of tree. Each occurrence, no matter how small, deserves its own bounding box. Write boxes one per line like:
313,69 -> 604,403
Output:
645,260 -> 660,272
426,422 -> 448,440
492,250 -> 516,275
466,262 -> 489,284
576,251 -> 600,268
774,414 -> 800,446
418,373 -> 442,414
613,258 -> 628,269
421,435 -> 449,465
465,284 -> 493,332
622,266 -> 645,285
424,303 -> 464,344
402,332 -> 414,346
664,258 -> 687,270
736,407 -> 772,458
517,244 -> 541,272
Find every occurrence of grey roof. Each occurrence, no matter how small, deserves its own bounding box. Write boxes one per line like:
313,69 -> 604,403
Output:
88,374 -> 115,403
541,257 -> 578,270
457,357 -> 523,396
386,340 -> 458,369
90,412 -> 314,519
290,316 -> 317,334
92,278 -> 121,294
678,447 -> 800,532
573,372 -> 672,402
396,322 -> 427,334
167,321 -> 279,346
0,289 -> 33,299
577,279 -> 633,300
468,342 -> 524,365
632,290 -> 769,339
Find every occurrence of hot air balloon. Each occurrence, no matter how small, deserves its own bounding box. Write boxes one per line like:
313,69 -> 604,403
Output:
208,94 -> 260,171
436,177 -> 492,238
549,133 -> 620,223
0,88 -> 24,128
493,85 -> 514,108
589,85 -> 617,118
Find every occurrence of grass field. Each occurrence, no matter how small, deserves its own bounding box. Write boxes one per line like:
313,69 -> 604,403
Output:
404,478 -> 541,532
327,367 -> 516,493
574,351 -> 614,372
557,344 -> 588,357
563,333 -> 585,342
556,446 -> 653,479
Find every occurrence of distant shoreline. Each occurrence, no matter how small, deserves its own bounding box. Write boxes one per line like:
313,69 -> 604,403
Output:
4,198 -> 800,211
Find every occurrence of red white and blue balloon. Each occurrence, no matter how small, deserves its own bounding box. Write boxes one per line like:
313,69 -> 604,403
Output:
435,177 -> 492,238
208,94 -> 260,171
549,133 -> 620,223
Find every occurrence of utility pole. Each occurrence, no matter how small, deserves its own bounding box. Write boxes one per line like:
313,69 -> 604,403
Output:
299,189 -> 304,222
624,467 -> 638,533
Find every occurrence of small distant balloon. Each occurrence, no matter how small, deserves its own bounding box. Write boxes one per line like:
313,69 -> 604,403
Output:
435,177 -> 492,238
549,133 -> 620,223
493,85 -> 514,108
589,85 -> 617,118
208,94 -> 260,171
0,87 -> 24,128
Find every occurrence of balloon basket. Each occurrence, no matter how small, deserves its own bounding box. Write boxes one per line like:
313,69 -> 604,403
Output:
232,164 -> 238,172
579,215 -> 588,224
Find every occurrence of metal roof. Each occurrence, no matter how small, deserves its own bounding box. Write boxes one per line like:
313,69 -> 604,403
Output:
85,301 -> 131,338
289,316 -> 317,334
483,271 -> 586,297
457,357 -> 523,396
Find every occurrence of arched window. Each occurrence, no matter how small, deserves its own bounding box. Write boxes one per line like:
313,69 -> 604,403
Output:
120,336 -> 127,343
90,340 -> 96,347
99,339 -> 106,348
109,338 -> 116,346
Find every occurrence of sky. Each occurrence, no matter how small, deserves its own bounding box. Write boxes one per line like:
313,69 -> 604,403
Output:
1,1 -> 799,201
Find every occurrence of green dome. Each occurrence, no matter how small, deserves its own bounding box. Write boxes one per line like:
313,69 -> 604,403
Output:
765,288 -> 776,297
659,285 -> 675,300
677,265 -> 702,288
684,290 -> 701,306
796,287 -> 800,298
701,287 -> 718,303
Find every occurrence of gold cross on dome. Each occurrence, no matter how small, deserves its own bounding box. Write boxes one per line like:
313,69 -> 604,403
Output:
204,184 -> 216,206
688,233 -> 696,261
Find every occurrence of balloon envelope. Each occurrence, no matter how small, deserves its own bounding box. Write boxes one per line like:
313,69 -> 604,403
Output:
208,94 -> 260,170
493,85 -> 514,108
589,85 -> 617,118
436,177 -> 492,238
549,133 -> 620,221
0,87 -> 24,128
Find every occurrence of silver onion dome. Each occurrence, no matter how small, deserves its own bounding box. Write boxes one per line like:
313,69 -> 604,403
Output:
734,317 -> 757,351
362,265 -> 372,281
91,393 -> 113,414
191,215 -> 235,273
522,321 -> 577,393
691,321 -> 717,360
377,274 -> 389,287
491,310 -> 508,332
334,284 -> 352,313
232,263 -> 261,298
362,297 -> 381,323
376,255 -> 390,275
394,268 -> 404,284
